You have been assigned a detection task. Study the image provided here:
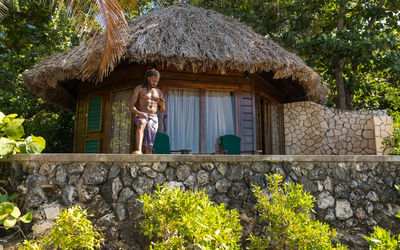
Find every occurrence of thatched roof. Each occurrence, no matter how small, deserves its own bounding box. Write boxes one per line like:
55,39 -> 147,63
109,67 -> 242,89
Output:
23,2 -> 328,109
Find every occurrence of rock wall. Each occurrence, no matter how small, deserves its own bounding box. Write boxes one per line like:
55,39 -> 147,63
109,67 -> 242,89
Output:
284,101 -> 393,155
1,154 -> 400,249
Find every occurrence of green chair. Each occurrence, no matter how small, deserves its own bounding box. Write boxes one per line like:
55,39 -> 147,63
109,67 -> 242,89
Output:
219,134 -> 262,155
153,132 -> 191,154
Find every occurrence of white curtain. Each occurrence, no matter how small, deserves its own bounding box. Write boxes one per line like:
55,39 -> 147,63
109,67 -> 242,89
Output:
167,89 -> 200,153
110,89 -> 132,154
205,90 -> 235,153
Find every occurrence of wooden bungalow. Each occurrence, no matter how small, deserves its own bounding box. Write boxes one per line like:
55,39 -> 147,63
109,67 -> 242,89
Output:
22,3 -> 328,155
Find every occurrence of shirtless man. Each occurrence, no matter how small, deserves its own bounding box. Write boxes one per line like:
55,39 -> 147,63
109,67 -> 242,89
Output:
130,69 -> 165,154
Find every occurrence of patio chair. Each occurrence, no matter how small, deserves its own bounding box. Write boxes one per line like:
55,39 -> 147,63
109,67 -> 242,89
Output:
153,132 -> 191,154
217,134 -> 262,155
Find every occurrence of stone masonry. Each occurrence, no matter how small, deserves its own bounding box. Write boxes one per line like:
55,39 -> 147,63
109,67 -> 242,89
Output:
284,101 -> 393,155
1,154 -> 400,249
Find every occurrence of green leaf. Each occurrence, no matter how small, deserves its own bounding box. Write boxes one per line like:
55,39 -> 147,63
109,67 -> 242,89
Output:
4,216 -> 17,229
0,202 -> 15,214
10,206 -> 21,218
20,212 -> 32,223
25,135 -> 46,154
8,193 -> 20,201
5,124 -> 24,140
0,180 -> 8,185
5,114 -> 18,119
0,137 -> 17,157
3,118 -> 24,132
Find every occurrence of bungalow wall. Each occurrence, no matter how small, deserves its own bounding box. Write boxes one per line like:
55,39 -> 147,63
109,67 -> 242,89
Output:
73,63 -> 263,154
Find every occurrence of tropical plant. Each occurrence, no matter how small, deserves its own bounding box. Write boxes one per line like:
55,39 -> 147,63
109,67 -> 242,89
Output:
0,180 -> 32,243
21,205 -> 104,249
249,174 -> 346,249
364,185 -> 400,249
0,112 -> 46,158
139,185 -> 242,249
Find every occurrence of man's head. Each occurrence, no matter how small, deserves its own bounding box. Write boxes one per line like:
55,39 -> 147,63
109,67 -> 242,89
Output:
143,69 -> 160,90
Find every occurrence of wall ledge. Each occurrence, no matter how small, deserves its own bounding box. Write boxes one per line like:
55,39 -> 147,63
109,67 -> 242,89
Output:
1,153 -> 400,162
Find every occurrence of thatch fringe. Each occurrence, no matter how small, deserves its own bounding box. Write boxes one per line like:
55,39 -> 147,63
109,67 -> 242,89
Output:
23,2 -> 328,109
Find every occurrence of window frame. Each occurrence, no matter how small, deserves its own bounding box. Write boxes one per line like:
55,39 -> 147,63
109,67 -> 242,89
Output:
163,83 -> 239,154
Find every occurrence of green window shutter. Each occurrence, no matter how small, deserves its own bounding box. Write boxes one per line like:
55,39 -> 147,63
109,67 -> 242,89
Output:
85,140 -> 100,153
87,96 -> 102,131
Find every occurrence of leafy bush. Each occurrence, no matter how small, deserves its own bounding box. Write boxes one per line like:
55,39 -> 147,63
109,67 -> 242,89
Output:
249,174 -> 347,249
22,205 -> 103,250
139,185 -> 242,249
0,112 -> 46,158
364,185 -> 400,249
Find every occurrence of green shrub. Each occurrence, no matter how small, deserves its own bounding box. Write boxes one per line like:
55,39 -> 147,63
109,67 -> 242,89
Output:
249,174 -> 347,249
364,185 -> 400,249
139,185 -> 242,249
0,111 -> 46,158
21,205 -> 103,250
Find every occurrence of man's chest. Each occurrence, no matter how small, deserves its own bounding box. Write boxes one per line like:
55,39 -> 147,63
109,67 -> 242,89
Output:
139,89 -> 160,101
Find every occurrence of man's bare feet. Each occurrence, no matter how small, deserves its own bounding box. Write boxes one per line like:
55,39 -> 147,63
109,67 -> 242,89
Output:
132,150 -> 142,155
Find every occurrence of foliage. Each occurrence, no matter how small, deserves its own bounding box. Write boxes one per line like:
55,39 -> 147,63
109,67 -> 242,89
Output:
364,185 -> 400,249
0,0 -> 77,153
0,112 -> 46,158
139,185 -> 242,249
22,205 -> 104,250
250,174 -> 346,249
0,202 -> 32,230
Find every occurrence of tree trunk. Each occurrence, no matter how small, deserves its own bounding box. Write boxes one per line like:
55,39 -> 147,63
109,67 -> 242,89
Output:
334,3 -> 347,110
333,58 -> 346,109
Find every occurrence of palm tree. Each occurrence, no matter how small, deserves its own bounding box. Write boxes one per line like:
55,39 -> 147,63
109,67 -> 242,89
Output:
0,0 -> 130,82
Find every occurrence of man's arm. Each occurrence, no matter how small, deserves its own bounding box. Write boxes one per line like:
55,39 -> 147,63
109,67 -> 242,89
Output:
157,89 -> 166,113
130,87 -> 147,118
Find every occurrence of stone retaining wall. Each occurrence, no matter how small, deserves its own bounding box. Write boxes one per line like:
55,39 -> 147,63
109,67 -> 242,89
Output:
1,154 -> 400,249
284,101 -> 393,155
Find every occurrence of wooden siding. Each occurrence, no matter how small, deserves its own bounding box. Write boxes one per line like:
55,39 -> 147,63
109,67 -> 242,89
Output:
74,63 -> 258,153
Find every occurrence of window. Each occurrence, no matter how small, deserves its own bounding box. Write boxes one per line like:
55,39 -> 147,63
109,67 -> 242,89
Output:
166,88 -> 236,154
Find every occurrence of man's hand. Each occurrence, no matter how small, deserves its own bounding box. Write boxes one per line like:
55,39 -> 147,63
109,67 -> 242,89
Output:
137,111 -> 148,118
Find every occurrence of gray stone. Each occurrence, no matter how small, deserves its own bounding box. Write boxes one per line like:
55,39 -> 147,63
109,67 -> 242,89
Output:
355,207 -> 367,220
323,177 -> 334,192
39,163 -> 55,176
152,162 -> 167,172
112,177 -> 123,201
108,165 -> 121,179
118,187 -> 136,202
66,163 -> 85,174
83,163 -> 109,185
215,179 -> 231,193
132,177 -> 154,194
300,176 -> 317,193
78,186 -> 99,203
61,185 -> 77,205
26,174 -> 48,189
364,201 -> 374,215
129,164 -> 138,179
43,203 -> 61,220
210,169 -> 222,184
191,164 -> 201,172
335,183 -> 349,198
324,209 -> 335,221
176,165 -> 191,181
213,194 -> 230,205
201,163 -> 214,171
227,183 -> 249,200
366,191 -> 379,202
68,173 -> 81,185
225,164 -> 244,181
166,181 -> 185,191
250,173 -> 266,188
183,174 -> 197,190
32,221 -> 56,236
317,191 -> 335,209
216,164 -> 228,176
25,188 -> 47,207
336,200 -> 353,220
154,173 -> 167,187
197,170 -> 209,186
141,167 -> 157,178
165,167 -> 176,181
113,203 -> 127,221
